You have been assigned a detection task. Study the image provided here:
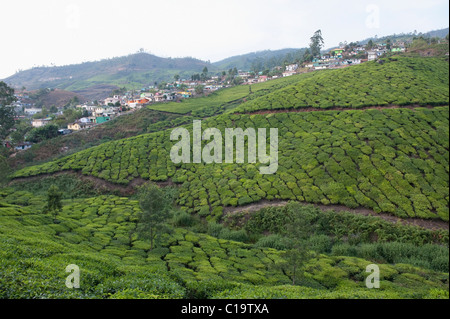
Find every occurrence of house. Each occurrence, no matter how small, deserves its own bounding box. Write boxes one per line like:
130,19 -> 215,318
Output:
314,65 -> 328,70
68,121 -> 95,131
179,92 -> 192,98
258,76 -> 268,83
96,116 -> 110,124
127,98 -> 150,108
15,142 -> 33,151
24,108 -> 42,115
238,72 -> 251,79
154,95 -> 165,102
285,64 -> 299,72
345,59 -> 362,65
333,48 -> 345,57
32,118 -> 51,128
104,97 -> 119,106
368,51 -> 378,61
141,93 -> 154,100
282,71 -> 296,77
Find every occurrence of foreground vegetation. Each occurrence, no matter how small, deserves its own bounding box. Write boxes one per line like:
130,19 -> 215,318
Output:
0,188 -> 447,299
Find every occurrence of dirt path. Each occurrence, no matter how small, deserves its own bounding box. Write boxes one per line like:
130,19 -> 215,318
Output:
8,171 -> 174,196
224,200 -> 449,231
10,171 -> 449,231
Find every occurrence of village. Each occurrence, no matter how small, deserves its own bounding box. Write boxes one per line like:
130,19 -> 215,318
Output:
6,40 -> 406,152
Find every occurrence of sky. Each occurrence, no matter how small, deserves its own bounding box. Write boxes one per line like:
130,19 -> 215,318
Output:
0,0 -> 448,79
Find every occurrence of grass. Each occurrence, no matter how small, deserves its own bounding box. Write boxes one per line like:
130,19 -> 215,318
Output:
147,72 -> 313,115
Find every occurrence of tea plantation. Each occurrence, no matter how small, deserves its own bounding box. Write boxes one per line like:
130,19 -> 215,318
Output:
232,56 -> 449,113
11,106 -> 450,221
2,54 -> 449,300
0,189 -> 447,299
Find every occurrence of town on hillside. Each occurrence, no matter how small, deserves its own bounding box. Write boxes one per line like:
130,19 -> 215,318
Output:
2,34 -> 444,153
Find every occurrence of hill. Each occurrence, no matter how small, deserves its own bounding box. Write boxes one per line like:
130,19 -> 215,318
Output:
28,88 -> 85,107
3,53 -> 216,98
2,53 -> 449,300
0,187 -> 447,299
212,48 -> 306,71
357,27 -> 449,45
231,56 -> 449,113
11,106 -> 450,222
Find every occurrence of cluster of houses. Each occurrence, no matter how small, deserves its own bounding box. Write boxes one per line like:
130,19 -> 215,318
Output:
7,40 -> 409,150
306,42 -> 406,71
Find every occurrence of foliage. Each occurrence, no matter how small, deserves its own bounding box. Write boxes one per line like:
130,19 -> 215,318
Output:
136,184 -> 176,250
242,202 -> 449,272
12,107 -> 449,222
44,185 -> 63,220
233,57 -> 449,113
0,81 -> 17,140
26,124 -> 59,143
0,190 -> 448,299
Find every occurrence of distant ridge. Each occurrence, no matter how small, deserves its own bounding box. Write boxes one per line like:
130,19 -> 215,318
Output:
3,52 -> 215,97
212,48 -> 306,71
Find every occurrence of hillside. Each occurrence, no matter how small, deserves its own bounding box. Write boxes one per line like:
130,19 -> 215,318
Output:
357,27 -> 449,45
0,187 -> 448,299
29,88 -> 85,107
212,48 -> 305,71
11,106 -> 450,222
2,53 -> 449,301
3,53 -> 216,97
232,56 -> 449,113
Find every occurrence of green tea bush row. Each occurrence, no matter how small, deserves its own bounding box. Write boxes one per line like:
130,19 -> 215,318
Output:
233,57 -> 449,113
11,107 -> 450,221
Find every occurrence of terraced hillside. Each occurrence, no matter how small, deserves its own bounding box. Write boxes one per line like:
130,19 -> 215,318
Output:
11,106 -> 450,221
0,189 -> 447,299
232,57 -> 449,113
3,54 -> 449,300
147,71 -> 316,116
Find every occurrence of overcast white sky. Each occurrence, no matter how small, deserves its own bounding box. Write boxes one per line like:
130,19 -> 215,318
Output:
0,0 -> 448,79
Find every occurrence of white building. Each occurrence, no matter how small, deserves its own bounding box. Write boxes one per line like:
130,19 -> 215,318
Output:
24,108 -> 41,115
368,51 -> 378,61
286,64 -> 299,72
31,118 -> 51,128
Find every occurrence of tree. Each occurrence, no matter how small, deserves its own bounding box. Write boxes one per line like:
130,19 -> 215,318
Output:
136,184 -> 176,250
195,85 -> 204,95
174,74 -> 180,82
10,120 -> 32,144
386,39 -> 392,50
278,205 -> 314,285
310,30 -> 325,58
366,39 -> 374,50
302,48 -> 313,62
27,124 -> 59,143
232,77 -> 244,86
0,155 -> 11,185
49,105 -> 58,114
44,185 -> 63,221
0,81 -> 17,140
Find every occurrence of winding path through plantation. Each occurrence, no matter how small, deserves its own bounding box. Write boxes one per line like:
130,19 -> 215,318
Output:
9,171 -> 449,231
